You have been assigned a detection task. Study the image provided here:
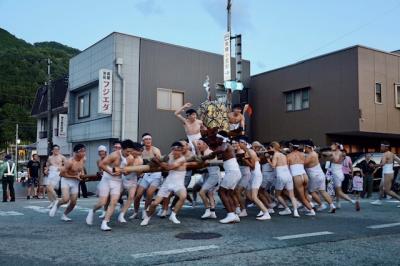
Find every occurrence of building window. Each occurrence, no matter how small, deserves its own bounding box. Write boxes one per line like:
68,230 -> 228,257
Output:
285,88 -> 310,111
157,88 -> 184,111
78,93 -> 90,118
375,83 -> 382,104
395,84 -> 400,108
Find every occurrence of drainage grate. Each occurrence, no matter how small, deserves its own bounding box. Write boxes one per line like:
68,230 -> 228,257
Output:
175,232 -> 222,240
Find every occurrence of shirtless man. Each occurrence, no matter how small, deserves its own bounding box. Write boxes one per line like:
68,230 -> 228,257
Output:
85,145 -> 111,225
303,141 -> 336,213
132,133 -> 162,219
49,144 -> 86,221
268,142 -> 300,217
174,103 -> 205,154
202,131 -> 242,224
169,140 -> 195,211
118,143 -> 143,222
233,139 -> 252,217
96,139 -> 137,231
238,136 -> 271,220
228,104 -> 246,135
371,142 -> 400,206
322,143 -> 355,208
195,138 -> 221,219
45,145 -> 67,209
141,142 -> 187,226
287,141 -> 316,216
252,142 -> 275,213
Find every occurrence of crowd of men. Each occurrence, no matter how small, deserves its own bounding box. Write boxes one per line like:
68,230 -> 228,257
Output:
2,102 -> 400,232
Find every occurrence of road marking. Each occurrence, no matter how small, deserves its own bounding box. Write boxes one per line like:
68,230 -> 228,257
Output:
131,245 -> 219,259
0,211 -> 24,216
24,206 -> 49,213
367,222 -> 400,229
274,231 -> 334,240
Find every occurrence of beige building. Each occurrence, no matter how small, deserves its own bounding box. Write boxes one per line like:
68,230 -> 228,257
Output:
250,45 -> 400,153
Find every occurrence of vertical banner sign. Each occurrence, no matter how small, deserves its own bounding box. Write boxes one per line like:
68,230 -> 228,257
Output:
98,69 -> 113,114
58,114 -> 67,137
223,32 -> 231,81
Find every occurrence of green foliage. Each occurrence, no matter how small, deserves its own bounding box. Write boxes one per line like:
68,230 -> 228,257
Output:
0,28 -> 80,148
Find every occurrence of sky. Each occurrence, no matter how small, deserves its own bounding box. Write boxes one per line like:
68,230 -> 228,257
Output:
1,0 -> 400,75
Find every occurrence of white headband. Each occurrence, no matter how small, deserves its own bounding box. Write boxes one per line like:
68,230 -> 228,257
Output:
216,134 -> 229,143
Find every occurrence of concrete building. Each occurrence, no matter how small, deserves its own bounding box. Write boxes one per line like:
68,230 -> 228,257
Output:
68,32 -> 250,174
250,45 -> 400,153
31,76 -> 71,162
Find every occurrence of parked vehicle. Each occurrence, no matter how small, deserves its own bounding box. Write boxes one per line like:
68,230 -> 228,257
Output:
349,152 -> 400,192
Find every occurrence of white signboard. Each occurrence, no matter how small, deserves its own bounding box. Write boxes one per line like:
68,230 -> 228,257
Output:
223,32 -> 231,81
58,114 -> 67,137
98,69 -> 113,114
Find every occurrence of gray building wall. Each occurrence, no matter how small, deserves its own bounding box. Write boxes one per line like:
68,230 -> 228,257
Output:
250,47 -> 359,146
137,38 -> 250,152
68,32 -> 250,175
68,34 -> 116,142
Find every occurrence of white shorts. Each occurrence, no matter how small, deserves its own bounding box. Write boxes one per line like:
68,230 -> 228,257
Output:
220,169 -> 241,190
157,181 -> 186,198
202,171 -> 220,192
48,170 -> 61,189
331,164 -> 344,188
98,178 -> 122,197
187,133 -> 202,155
306,165 -> 326,192
383,164 -> 394,175
261,171 -> 276,189
123,177 -> 138,190
248,170 -> 263,190
43,176 -> 49,186
238,166 -> 251,188
139,172 -> 162,189
275,166 -> 294,191
61,177 -> 79,195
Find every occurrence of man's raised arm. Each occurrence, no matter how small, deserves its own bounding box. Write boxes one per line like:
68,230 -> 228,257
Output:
174,103 -> 192,124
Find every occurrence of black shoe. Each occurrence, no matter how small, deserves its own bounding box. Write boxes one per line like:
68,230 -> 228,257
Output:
2,200 -> 7,202
27,196 -> 30,200
10,199 -> 15,202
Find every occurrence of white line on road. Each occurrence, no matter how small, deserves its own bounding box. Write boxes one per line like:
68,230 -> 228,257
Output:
0,211 -> 24,216
24,206 -> 49,213
274,231 -> 334,240
367,222 -> 400,229
131,245 -> 219,259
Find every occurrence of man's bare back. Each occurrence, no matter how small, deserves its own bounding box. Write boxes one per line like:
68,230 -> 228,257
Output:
287,151 -> 305,165
272,152 -> 288,167
304,151 -> 319,168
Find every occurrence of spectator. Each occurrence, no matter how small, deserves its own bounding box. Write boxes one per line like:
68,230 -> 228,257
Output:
78,167 -> 88,198
2,154 -> 16,202
356,153 -> 376,198
27,154 -> 40,199
342,150 -> 353,193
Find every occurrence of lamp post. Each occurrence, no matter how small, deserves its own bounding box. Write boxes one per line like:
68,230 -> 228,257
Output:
15,124 -> 19,176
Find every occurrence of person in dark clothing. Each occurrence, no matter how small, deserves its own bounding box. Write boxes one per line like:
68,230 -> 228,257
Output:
356,153 -> 377,198
78,167 -> 88,198
2,154 -> 16,202
27,154 -> 41,199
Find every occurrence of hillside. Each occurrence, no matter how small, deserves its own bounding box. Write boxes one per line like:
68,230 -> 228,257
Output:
0,28 -> 80,148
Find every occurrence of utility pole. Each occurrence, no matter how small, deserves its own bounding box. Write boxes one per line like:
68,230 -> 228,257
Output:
15,124 -> 18,175
226,0 -> 233,108
46,58 -> 53,156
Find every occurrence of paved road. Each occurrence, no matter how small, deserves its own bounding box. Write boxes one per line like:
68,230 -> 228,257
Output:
0,195 -> 399,265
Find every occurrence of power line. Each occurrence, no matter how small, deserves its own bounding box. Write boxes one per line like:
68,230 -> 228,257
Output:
295,2 -> 400,62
